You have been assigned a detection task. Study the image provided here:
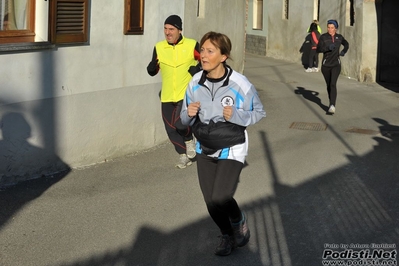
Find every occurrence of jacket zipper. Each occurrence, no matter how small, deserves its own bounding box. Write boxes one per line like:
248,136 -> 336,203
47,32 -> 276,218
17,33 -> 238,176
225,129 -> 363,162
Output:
211,83 -> 215,101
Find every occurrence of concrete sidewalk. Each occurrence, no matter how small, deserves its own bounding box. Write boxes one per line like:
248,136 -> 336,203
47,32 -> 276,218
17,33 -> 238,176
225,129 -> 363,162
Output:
1,54 -> 398,266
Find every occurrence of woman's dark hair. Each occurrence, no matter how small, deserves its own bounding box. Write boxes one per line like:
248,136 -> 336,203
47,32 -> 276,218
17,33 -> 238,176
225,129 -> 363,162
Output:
308,22 -> 318,33
200,31 -> 232,60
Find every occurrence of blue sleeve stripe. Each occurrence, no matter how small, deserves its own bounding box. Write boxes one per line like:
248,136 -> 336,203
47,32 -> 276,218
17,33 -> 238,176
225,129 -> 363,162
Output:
250,95 -> 254,110
185,90 -> 192,105
193,84 -> 201,92
229,87 -> 244,108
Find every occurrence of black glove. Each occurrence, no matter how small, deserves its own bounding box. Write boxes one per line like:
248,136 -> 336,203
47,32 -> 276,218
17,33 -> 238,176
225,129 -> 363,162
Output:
147,59 -> 158,74
339,51 -> 345,57
329,43 -> 336,51
188,64 -> 202,76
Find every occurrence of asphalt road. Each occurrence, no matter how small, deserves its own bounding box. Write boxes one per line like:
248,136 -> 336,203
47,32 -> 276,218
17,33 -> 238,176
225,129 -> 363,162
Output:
1,54 -> 398,266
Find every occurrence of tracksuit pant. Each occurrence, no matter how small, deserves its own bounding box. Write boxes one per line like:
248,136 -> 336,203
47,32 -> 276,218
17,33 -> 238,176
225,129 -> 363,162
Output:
196,153 -> 244,235
309,49 -> 318,68
161,101 -> 193,155
321,64 -> 341,106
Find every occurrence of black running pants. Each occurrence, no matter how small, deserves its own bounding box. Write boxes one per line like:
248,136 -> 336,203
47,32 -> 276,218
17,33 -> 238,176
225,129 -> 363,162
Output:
309,49 -> 318,68
196,153 -> 243,235
161,101 -> 193,155
321,65 -> 341,106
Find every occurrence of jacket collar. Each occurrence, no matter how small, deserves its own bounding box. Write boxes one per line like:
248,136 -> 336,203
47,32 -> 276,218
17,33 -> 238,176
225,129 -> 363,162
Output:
199,64 -> 233,87
164,34 -> 183,46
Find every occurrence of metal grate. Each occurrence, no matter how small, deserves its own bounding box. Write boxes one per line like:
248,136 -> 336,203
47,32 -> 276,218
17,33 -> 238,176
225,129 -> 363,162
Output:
345,127 -> 380,135
56,2 -> 85,34
290,122 -> 328,131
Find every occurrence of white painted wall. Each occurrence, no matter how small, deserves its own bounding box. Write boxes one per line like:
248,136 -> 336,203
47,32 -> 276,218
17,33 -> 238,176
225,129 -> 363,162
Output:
265,0 -> 378,82
246,0 -> 268,37
183,0 -> 247,73
0,0 -> 248,187
0,0 -> 188,186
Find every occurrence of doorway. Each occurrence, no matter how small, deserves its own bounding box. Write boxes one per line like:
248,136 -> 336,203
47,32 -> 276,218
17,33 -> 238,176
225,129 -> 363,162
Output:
376,0 -> 399,85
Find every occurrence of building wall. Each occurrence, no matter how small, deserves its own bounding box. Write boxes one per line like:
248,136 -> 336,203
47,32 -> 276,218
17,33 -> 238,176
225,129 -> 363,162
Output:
264,0 -> 378,82
183,0 -> 247,73
360,2 -> 378,83
245,0 -> 268,56
246,34 -> 267,56
0,0 -> 182,186
0,0 -> 247,187
267,0 -> 314,61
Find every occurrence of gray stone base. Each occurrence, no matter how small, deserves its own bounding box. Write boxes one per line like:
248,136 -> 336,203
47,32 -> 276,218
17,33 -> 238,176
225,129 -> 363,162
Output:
245,34 -> 266,56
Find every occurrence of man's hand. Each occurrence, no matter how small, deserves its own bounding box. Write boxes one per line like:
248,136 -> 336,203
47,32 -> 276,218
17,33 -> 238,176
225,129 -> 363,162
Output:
223,106 -> 233,121
187,102 -> 201,117
147,59 -> 159,74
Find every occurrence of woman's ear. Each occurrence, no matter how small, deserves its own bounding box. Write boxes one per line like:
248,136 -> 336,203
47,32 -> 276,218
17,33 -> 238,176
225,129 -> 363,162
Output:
221,55 -> 227,62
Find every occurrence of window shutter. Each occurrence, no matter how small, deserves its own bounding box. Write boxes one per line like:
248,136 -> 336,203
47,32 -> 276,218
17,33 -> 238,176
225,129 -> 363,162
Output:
50,0 -> 89,44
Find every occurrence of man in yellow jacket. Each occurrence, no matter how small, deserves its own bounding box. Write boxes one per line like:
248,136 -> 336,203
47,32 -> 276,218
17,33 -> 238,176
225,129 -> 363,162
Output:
147,15 -> 201,169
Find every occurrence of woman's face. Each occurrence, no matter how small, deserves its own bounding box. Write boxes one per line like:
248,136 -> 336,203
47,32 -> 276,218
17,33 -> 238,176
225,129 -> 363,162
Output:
200,39 -> 227,74
327,24 -> 337,35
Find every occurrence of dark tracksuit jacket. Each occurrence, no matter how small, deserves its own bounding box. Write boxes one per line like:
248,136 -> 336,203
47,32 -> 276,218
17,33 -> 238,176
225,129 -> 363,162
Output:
317,33 -> 349,67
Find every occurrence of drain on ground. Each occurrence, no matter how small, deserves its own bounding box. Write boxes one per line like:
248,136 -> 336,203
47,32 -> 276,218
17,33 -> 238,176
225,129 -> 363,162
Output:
290,122 -> 328,131
345,127 -> 380,135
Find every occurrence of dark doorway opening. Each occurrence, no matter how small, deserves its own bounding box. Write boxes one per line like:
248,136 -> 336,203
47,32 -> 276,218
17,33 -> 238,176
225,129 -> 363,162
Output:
376,0 -> 399,91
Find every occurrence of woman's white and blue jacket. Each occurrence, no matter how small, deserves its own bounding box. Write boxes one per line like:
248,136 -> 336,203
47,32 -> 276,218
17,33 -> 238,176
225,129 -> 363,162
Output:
181,65 -> 266,163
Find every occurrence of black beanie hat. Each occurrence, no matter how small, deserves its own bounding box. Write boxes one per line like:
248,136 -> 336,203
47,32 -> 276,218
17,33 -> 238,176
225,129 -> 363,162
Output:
164,15 -> 182,30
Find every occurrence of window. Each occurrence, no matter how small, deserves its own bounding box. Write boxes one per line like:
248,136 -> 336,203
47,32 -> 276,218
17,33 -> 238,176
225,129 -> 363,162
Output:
124,0 -> 144,35
197,0 -> 205,18
253,0 -> 263,30
283,0 -> 289,20
0,0 -> 89,45
0,0 -> 35,43
50,0 -> 89,44
313,0 -> 320,22
346,0 -> 355,26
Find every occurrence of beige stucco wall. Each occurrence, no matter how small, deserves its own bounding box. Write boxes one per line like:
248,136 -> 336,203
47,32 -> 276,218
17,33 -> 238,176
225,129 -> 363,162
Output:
359,1 -> 378,82
0,1 -> 183,186
265,0 -> 378,82
267,0 -> 315,61
0,0 -> 248,187
183,0 -> 247,73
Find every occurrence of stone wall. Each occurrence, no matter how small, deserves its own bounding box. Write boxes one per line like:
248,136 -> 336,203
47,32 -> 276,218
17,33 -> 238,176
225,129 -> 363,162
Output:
246,34 -> 267,56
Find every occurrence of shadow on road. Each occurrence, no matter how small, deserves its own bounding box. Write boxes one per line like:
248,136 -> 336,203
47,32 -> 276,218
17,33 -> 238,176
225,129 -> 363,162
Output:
0,112 -> 71,230
45,119 -> 398,266
295,86 -> 329,112
265,119 -> 399,264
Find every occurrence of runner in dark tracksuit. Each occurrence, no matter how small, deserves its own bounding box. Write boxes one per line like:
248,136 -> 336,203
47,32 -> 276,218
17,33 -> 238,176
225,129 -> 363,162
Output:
308,23 -> 320,71
317,19 -> 349,114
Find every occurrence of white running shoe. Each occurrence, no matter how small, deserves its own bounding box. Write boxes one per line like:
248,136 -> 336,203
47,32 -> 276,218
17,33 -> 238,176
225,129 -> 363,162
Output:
175,154 -> 192,169
185,139 -> 196,159
328,105 -> 336,114
305,68 -> 313,73
312,67 -> 319,72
